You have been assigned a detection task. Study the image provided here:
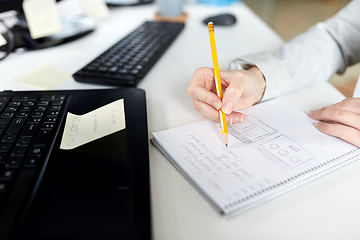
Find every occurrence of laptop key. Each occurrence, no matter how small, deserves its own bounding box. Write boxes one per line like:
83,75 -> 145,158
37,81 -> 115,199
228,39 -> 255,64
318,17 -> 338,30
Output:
33,130 -> 52,147
0,119 -> 10,129
10,148 -> 27,158
23,157 -> 40,168
0,144 -> 12,152
0,169 -> 16,181
28,148 -> 43,157
0,182 -> 6,193
7,118 -> 26,133
21,123 -> 39,138
16,138 -> 31,147
5,158 -> 22,168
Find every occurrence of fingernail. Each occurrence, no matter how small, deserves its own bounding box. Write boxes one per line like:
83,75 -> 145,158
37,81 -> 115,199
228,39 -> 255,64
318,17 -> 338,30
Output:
308,111 -> 313,115
315,122 -> 320,128
240,117 -> 244,123
229,117 -> 233,124
222,102 -> 233,114
213,102 -> 220,110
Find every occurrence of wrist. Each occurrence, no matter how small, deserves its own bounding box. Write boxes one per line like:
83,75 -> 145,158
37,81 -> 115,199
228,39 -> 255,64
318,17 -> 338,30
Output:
248,66 -> 266,103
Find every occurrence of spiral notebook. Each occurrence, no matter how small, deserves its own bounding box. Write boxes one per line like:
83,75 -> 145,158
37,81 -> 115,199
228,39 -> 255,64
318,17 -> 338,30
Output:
151,99 -> 360,216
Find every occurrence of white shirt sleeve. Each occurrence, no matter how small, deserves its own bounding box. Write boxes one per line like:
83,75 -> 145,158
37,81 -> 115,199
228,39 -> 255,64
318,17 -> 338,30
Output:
230,0 -> 360,101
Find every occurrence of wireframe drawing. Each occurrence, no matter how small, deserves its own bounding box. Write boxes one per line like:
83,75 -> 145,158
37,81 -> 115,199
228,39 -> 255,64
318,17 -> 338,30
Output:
258,134 -> 315,170
227,115 -> 277,143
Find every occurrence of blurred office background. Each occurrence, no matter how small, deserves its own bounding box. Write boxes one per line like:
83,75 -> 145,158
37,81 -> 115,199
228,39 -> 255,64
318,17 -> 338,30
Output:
243,0 -> 358,97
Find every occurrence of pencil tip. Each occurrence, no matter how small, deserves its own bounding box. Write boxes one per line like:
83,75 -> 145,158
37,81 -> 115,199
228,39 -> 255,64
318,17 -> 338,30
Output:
226,144 -> 228,147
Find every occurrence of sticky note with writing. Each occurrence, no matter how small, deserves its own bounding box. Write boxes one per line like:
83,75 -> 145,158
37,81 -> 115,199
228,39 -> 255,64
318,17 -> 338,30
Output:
60,99 -> 126,150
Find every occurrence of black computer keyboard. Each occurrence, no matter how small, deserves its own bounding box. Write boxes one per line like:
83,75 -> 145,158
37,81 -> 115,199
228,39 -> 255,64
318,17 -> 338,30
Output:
0,94 -> 67,232
73,21 -> 185,87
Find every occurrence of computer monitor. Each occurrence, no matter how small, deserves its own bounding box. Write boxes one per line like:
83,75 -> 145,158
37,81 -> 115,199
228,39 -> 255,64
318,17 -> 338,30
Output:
0,0 -> 96,51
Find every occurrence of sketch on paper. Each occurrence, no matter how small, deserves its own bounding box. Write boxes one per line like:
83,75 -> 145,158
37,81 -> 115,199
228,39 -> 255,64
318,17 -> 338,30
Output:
227,115 -> 276,144
258,134 -> 315,170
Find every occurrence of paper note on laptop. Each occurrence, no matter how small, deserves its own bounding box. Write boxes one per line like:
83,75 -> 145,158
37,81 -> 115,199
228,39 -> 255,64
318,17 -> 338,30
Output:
60,99 -> 126,150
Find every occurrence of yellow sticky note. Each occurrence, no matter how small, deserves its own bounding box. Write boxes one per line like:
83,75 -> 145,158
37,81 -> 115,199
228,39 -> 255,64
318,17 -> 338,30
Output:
0,34 -> 6,47
13,63 -> 72,90
22,0 -> 61,39
77,0 -> 110,19
60,99 -> 126,150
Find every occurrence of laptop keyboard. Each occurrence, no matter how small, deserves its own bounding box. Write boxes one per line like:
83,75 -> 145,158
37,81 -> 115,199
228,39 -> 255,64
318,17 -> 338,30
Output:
73,21 -> 185,87
0,94 -> 67,234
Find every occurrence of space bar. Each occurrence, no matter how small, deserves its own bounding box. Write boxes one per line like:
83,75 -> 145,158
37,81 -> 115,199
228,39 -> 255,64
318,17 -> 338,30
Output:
0,168 -> 36,239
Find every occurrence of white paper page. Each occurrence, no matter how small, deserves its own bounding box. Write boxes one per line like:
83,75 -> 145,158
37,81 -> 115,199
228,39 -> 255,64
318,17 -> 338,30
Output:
13,63 -> 72,90
0,34 -> 6,47
22,0 -> 61,39
60,99 -> 126,150
153,99 -> 359,214
77,0 -> 110,19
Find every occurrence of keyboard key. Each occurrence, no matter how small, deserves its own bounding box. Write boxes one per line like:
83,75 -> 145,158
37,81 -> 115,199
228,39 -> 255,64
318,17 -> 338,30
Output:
28,117 -> 42,123
0,144 -> 11,152
21,123 -> 39,138
7,118 -> 25,133
23,157 -> 40,168
1,134 -> 17,143
28,148 -> 44,157
0,119 -> 11,129
34,106 -> 47,111
43,117 -> 57,123
16,112 -> 28,118
31,112 -> 43,118
51,100 -> 63,106
33,130 -> 52,147
13,96 -> 37,101
0,182 -> 7,193
41,95 -> 66,101
1,112 -> 14,118
40,123 -> 54,130
16,138 -> 31,147
5,158 -> 22,168
23,101 -> 36,106
0,169 -> 16,181
9,101 -> 21,107
10,148 -> 26,157
49,105 -> 61,111
37,100 -> 50,106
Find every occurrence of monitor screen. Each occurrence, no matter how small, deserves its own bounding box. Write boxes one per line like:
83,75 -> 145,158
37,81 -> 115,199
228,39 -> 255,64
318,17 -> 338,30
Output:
0,0 -> 95,51
0,0 -> 23,13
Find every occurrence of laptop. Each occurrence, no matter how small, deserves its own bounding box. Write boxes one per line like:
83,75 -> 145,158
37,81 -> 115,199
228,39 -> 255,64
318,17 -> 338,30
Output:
0,88 -> 151,240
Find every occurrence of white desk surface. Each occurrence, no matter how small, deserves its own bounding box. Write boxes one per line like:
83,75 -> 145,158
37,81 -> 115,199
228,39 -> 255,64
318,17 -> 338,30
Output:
1,2 -> 360,240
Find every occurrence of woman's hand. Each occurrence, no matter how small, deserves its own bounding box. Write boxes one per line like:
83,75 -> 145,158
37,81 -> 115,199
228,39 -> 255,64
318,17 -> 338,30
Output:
309,98 -> 360,147
187,66 -> 266,123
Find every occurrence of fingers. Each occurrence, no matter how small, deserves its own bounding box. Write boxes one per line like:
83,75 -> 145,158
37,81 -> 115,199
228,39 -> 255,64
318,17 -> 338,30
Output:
309,98 -> 360,148
309,98 -> 360,130
193,99 -> 246,123
221,68 -> 266,114
315,122 -> 360,147
187,67 -> 222,110
188,84 -> 221,110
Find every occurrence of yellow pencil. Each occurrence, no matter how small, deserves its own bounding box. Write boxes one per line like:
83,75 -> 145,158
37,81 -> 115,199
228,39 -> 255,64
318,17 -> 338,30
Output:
208,22 -> 228,147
